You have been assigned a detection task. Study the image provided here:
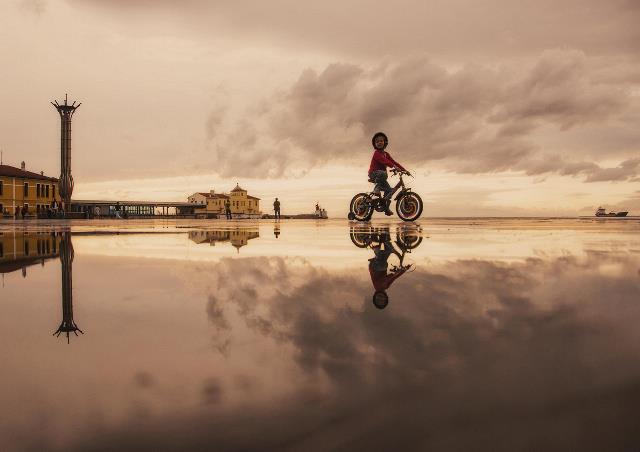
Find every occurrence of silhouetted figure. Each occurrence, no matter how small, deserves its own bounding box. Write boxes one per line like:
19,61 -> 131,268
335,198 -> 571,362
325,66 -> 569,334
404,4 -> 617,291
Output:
273,198 -> 281,219
21,205 -> 27,219
274,224 -> 280,239
225,199 -> 232,219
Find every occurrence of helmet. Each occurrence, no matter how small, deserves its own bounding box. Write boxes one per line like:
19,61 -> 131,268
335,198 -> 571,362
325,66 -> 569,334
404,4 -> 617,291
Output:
372,132 -> 388,150
372,290 -> 389,309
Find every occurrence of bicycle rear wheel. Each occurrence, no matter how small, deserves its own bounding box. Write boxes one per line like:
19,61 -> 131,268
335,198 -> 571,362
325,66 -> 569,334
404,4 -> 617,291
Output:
350,193 -> 374,221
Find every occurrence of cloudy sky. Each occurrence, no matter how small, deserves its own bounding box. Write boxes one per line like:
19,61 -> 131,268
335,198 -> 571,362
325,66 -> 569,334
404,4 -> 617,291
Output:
1,0 -> 639,215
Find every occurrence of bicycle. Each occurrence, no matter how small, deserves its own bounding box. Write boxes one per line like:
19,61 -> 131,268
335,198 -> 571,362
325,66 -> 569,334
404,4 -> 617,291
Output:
349,225 -> 423,251
348,169 -> 423,222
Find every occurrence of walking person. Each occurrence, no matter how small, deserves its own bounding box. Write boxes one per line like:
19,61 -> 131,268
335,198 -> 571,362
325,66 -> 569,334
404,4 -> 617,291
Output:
224,199 -> 232,219
273,198 -> 281,219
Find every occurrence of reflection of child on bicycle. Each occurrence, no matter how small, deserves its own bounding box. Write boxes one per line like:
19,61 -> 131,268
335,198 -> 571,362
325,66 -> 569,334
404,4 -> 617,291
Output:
368,132 -> 410,216
369,234 -> 411,309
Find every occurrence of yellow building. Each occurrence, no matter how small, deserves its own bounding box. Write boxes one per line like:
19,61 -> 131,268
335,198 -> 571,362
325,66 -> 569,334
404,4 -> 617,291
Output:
188,184 -> 261,218
0,163 -> 60,217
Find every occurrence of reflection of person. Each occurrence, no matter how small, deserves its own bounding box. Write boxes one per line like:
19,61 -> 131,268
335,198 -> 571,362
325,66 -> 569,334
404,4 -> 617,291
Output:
225,199 -> 232,219
367,232 -> 411,309
273,198 -> 281,219
274,224 -> 280,239
368,132 -> 409,216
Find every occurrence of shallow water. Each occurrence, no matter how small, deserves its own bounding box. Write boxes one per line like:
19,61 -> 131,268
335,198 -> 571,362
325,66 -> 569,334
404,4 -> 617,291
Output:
1,219 -> 639,451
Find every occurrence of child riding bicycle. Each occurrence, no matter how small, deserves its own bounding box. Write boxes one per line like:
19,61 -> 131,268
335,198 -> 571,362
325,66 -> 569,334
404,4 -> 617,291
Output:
368,132 -> 410,216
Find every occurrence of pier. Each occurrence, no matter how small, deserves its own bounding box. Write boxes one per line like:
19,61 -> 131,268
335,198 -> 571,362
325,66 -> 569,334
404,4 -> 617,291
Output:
70,199 -> 197,218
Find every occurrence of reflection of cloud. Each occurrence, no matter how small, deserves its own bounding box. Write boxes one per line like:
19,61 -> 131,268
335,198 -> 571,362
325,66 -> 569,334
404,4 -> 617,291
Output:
56,252 -> 640,451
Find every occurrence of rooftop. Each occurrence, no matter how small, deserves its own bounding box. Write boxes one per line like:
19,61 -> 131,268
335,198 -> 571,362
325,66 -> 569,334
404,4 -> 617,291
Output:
0,164 -> 58,182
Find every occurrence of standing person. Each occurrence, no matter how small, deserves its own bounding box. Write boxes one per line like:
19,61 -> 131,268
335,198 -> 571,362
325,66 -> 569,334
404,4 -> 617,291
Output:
14,206 -> 20,219
368,132 -> 409,216
21,205 -> 28,219
224,199 -> 232,219
273,198 -> 281,219
93,205 -> 101,219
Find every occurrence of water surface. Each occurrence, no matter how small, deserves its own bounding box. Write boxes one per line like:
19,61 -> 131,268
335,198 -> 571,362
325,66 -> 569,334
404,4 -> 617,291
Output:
1,219 -> 639,451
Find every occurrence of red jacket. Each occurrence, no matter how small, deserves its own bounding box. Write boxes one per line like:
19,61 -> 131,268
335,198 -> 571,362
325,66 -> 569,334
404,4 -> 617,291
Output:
369,149 -> 406,173
369,263 -> 407,292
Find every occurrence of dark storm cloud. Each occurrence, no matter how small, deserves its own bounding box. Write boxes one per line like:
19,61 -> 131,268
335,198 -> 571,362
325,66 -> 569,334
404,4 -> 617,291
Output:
206,51 -> 637,178
48,251 -> 640,451
70,0 -> 640,58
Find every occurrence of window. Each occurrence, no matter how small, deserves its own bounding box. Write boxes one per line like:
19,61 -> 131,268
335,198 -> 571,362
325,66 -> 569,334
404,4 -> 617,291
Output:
52,185 -> 56,199
24,182 -> 29,197
0,203 -> 3,215
24,240 -> 29,256
46,185 -> 50,198
0,241 -> 3,258
36,184 -> 40,197
0,180 -> 3,196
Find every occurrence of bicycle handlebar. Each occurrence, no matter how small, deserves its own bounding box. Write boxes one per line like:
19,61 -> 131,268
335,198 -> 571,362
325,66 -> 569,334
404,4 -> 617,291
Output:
390,168 -> 412,177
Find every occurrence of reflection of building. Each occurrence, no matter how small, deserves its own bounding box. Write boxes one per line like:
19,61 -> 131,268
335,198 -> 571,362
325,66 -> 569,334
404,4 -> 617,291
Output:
0,231 -> 82,342
0,231 -> 62,276
187,184 -> 261,218
0,163 -> 61,217
188,228 -> 259,252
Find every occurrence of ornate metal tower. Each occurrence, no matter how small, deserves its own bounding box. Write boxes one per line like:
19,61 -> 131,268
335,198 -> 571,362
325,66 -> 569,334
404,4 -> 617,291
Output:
53,232 -> 83,343
51,95 -> 81,211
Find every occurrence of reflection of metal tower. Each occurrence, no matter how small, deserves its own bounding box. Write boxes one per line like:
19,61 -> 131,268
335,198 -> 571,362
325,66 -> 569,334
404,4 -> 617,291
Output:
53,232 -> 83,343
51,95 -> 81,210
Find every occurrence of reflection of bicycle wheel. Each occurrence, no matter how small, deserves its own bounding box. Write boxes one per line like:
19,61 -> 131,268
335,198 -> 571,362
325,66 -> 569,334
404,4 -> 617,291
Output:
397,233 -> 423,250
350,230 -> 371,248
350,193 -> 373,222
396,192 -> 423,222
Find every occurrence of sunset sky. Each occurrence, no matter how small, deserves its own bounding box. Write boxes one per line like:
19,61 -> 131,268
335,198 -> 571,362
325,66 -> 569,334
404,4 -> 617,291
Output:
1,0 -> 638,216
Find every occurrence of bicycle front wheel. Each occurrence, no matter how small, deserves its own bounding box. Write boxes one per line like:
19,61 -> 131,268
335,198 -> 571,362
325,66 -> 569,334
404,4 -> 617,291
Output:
396,192 -> 423,222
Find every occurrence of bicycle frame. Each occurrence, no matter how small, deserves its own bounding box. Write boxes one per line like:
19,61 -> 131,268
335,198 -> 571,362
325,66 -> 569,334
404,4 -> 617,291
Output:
371,172 -> 411,201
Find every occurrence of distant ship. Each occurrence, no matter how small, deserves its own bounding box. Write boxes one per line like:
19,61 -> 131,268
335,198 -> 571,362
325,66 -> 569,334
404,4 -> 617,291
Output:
595,207 -> 628,217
